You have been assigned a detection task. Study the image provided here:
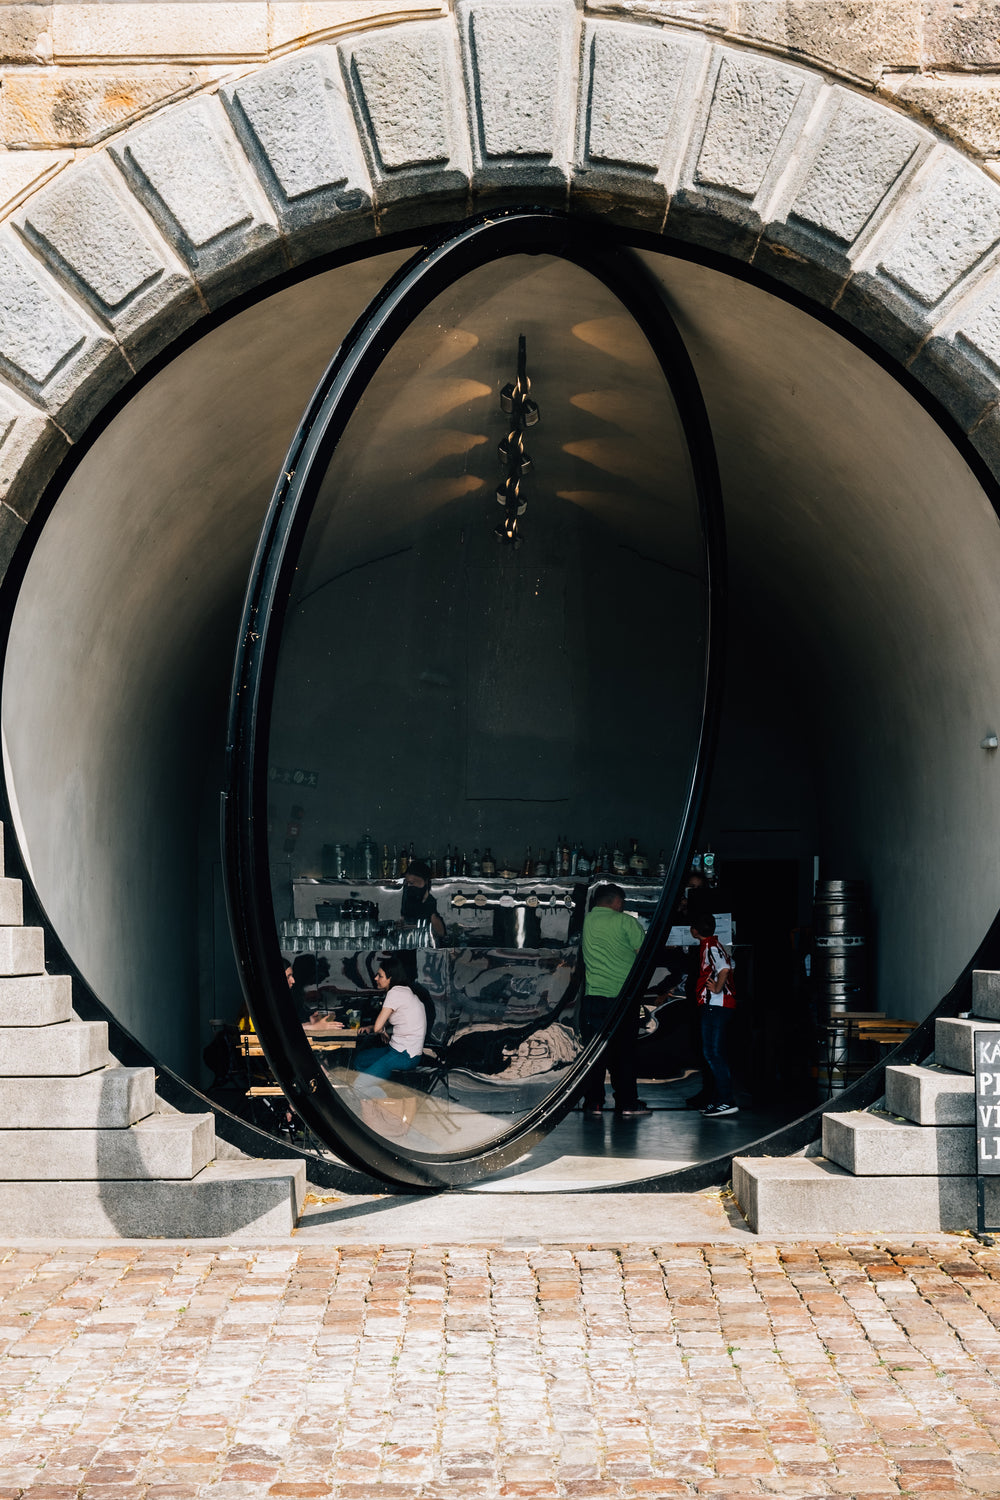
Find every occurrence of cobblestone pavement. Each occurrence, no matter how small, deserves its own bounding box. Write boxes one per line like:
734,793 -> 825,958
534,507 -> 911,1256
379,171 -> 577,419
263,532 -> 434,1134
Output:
3,1237 -> 1000,1498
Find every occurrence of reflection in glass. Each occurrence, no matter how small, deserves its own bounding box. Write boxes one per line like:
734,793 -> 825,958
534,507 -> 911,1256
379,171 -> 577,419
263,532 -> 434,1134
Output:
264,252 -> 708,1161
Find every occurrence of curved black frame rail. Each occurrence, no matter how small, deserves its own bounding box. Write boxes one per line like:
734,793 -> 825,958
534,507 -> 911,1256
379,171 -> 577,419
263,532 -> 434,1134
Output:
223,208 -> 729,1189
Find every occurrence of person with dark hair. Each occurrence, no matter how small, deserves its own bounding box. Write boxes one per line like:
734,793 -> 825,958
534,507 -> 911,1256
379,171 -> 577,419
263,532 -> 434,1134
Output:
400,859 -> 446,943
691,910 -> 737,1117
353,952 -> 428,1081
578,883 -> 650,1118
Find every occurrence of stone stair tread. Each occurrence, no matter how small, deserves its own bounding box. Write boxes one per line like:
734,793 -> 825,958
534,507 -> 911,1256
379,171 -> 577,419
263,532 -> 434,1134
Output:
885,1062 -> 975,1124
972,970 -> 1000,1022
733,1154 -> 979,1234
0,1065 -> 155,1127
0,1017 -> 109,1076
0,1159 -> 306,1236
0,1111 -> 215,1180
0,974 -> 74,1027
823,1109 -> 975,1175
0,927 -> 45,977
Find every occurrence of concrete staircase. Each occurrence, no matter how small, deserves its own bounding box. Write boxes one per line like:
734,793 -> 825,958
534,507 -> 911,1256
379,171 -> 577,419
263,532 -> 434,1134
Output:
0,835 -> 304,1235
733,970 -> 1000,1234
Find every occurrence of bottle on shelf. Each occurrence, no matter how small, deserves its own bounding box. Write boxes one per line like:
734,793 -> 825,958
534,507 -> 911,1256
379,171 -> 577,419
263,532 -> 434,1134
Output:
535,848 -> 549,878
443,845 -> 453,877
361,830 -> 376,881
576,848 -> 591,877
482,847 -> 496,876
656,849 -> 667,879
381,843 -> 390,879
522,844 -> 533,877
399,844 -> 409,876
570,839 -> 579,876
460,849 -> 470,876
596,843 -> 608,875
628,837 -> 648,877
471,847 -> 482,877
612,842 -> 628,875
702,848 -> 716,884
408,840 -> 415,869
391,844 -> 399,878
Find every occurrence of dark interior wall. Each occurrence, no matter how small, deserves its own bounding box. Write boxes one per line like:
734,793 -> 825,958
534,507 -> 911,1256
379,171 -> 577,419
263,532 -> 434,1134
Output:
2,240 -> 998,1082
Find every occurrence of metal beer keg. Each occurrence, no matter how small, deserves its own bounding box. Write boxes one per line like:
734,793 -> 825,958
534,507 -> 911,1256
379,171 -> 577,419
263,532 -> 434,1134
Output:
813,879 -> 867,1092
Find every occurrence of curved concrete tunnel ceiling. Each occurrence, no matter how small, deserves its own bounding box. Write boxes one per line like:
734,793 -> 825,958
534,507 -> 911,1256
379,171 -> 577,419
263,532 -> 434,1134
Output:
3,239 -> 1000,1079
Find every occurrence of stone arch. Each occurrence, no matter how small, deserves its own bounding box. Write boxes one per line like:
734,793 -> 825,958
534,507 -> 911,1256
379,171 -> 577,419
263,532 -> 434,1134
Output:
2,0 -> 1000,561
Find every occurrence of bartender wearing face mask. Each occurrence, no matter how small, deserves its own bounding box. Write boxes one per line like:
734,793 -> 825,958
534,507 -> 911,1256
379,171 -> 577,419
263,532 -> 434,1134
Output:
400,859 -> 446,943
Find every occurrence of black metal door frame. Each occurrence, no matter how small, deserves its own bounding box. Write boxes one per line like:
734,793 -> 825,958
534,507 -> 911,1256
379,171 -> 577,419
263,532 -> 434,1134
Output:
222,207 -> 728,1188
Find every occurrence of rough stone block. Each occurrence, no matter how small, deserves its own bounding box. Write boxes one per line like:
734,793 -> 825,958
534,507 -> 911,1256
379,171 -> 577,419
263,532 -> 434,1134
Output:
0,1159 -> 304,1236
0,974 -> 73,1028
911,262 -> 1000,427
0,383 -> 69,523
342,21 -> 470,209
733,1154 -> 976,1234
0,1019 -> 109,1077
0,231 -> 126,436
109,95 -> 283,306
0,1111 -> 215,1180
934,1016 -> 978,1074
586,0 -> 730,27
223,47 -> 372,256
270,0 -> 445,52
0,925 -> 43,977
973,969 -> 1000,1019
885,1062 -> 975,1124
0,68 -> 202,150
669,46 -> 820,258
459,0 -> 576,190
785,92 -> 925,249
924,0 -> 1000,70
734,1 -> 921,84
886,75 -> 1000,161
0,1066 -> 155,1128
51,3 -> 269,63
823,1110 -> 976,1174
0,878 -> 22,927
573,19 -> 706,217
0,153 -> 69,223
0,4 -> 52,66
17,153 -> 200,361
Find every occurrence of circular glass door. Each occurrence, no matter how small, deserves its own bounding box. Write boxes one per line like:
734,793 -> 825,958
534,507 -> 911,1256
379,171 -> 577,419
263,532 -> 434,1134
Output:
224,212 -> 725,1187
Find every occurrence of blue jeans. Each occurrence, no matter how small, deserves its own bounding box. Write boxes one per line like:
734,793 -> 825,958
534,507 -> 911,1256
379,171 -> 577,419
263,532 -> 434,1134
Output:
700,1006 -> 734,1105
354,1045 -> 420,1079
352,1045 -> 420,1101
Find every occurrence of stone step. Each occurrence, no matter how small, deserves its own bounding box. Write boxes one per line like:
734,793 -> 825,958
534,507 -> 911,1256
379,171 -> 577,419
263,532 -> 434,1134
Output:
0,879 -> 23,927
973,970 -> 1000,1021
823,1110 -> 975,1175
0,1019 -> 109,1076
733,1155 -> 978,1234
0,1111 -> 215,1180
0,927 -> 44,976
0,974 -> 73,1027
0,1159 -> 306,1236
885,1062 -> 975,1124
935,1016 -> 985,1074
0,1066 -> 155,1128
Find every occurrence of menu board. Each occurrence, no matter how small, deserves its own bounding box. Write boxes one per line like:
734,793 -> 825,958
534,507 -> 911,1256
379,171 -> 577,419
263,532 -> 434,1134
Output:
975,1029 -> 1000,1174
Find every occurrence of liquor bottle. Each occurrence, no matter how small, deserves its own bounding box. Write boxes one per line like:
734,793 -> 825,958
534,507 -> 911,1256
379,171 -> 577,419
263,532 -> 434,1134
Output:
703,848 -> 716,884
482,847 -> 496,876
560,839 -> 570,876
612,842 -> 627,875
576,848 -> 591,877
596,843 -> 608,874
471,847 -> 482,876
381,843 -> 390,879
535,848 -> 549,877
391,844 -> 399,878
628,838 -> 648,877
399,844 -> 408,875
362,830 -> 375,880
431,850 -> 440,878
460,849 -> 470,876
656,849 -> 666,879
522,844 -> 533,877
570,840 -> 579,876
408,840 -> 415,869
443,845 -> 453,877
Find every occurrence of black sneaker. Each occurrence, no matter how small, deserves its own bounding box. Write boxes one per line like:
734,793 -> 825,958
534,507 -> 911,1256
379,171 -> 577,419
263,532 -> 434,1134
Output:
685,1094 -> 708,1110
616,1100 -> 651,1117
701,1102 -> 738,1117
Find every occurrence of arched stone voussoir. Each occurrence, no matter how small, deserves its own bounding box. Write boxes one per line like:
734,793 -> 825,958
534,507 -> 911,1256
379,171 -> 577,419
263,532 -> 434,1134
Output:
5,0 -> 1000,515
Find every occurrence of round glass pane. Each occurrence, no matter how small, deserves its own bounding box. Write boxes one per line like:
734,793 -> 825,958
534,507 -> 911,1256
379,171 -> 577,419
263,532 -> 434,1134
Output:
226,217 -> 724,1186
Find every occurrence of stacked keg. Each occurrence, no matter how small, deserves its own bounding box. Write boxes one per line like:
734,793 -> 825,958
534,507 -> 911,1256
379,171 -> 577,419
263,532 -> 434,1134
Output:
812,879 -> 867,1093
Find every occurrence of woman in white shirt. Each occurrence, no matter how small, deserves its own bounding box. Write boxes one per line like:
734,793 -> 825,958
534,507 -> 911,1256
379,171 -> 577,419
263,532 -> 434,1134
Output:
353,953 -> 428,1080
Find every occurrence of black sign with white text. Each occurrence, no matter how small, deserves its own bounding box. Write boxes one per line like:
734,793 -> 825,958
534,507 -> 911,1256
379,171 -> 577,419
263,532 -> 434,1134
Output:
975,1030 -> 1000,1174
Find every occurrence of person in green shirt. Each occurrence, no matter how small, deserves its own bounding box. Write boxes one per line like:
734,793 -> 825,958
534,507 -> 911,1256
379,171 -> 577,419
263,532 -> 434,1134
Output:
578,884 -> 651,1117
